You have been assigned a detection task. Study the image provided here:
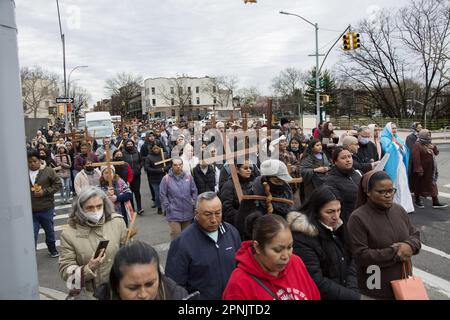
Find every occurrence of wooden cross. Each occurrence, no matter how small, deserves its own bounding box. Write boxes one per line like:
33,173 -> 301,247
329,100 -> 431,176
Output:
86,143 -> 124,188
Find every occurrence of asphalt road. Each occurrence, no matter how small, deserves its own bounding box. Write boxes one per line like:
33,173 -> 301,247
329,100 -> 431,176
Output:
36,145 -> 450,300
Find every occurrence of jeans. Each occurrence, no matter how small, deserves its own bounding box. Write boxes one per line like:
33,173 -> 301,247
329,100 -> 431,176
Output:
150,182 -> 161,209
33,208 -> 57,253
147,174 -> 155,201
60,176 -> 71,201
168,220 -> 192,241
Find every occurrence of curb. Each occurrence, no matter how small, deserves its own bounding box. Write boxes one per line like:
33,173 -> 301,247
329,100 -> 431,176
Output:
39,287 -> 67,300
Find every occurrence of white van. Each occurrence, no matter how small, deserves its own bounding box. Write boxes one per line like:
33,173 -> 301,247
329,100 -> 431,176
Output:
85,112 -> 114,145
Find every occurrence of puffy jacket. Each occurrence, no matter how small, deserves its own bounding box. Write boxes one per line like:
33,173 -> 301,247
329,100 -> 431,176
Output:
222,241 -> 321,300
357,141 -> 379,163
351,154 -> 372,174
160,170 -> 198,222
165,220 -> 241,300
29,163 -> 62,212
323,167 -> 362,224
287,212 -> 360,300
59,214 -> 127,297
300,153 -> 330,200
192,164 -> 216,195
144,151 -> 169,184
123,147 -> 142,178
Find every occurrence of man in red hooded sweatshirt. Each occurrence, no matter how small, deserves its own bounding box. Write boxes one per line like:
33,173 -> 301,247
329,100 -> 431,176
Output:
223,213 -> 320,300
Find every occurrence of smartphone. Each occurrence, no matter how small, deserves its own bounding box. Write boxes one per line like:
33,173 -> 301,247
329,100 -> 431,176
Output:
94,240 -> 109,259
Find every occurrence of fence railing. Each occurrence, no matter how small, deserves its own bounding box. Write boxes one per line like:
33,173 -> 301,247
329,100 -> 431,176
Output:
330,117 -> 450,131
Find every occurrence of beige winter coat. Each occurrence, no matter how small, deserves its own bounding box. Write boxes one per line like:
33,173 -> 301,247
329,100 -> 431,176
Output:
74,169 -> 101,195
58,213 -> 127,298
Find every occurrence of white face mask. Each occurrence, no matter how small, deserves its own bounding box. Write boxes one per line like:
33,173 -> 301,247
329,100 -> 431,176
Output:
81,209 -> 104,224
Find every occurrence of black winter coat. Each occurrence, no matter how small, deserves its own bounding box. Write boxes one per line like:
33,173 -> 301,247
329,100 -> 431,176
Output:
351,154 -> 372,174
219,175 -> 255,227
287,211 -> 360,300
145,151 -> 170,184
193,164 -> 216,195
324,167 -> 362,224
357,141 -> 379,163
253,176 -> 293,218
123,147 -> 142,177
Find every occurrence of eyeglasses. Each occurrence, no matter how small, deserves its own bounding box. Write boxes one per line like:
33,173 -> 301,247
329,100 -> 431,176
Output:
374,188 -> 397,196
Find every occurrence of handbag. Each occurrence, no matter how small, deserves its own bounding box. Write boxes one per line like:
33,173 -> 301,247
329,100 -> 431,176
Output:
65,265 -> 96,300
390,259 -> 429,300
249,275 -> 279,300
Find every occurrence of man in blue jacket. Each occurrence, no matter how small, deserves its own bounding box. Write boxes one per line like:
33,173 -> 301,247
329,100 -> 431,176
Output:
165,192 -> 241,300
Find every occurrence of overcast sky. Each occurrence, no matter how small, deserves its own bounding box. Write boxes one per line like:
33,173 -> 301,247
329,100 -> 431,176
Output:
16,0 -> 411,106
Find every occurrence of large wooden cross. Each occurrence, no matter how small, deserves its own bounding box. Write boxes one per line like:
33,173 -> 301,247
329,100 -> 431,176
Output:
86,143 -> 125,188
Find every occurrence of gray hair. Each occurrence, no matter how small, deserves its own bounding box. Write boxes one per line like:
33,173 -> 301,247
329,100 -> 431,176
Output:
358,126 -> 370,134
68,186 -> 116,228
196,191 -> 220,209
171,156 -> 183,164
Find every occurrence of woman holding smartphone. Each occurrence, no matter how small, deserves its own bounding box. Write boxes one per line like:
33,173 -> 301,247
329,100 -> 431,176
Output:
59,186 -> 128,299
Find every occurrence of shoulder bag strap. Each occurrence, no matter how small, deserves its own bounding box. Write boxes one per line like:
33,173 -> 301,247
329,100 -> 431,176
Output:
249,274 -> 278,300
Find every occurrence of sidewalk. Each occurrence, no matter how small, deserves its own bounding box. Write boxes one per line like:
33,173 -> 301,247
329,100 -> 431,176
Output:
39,287 -> 67,300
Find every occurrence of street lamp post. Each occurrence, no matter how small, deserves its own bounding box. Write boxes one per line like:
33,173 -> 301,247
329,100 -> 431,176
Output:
56,0 -> 68,132
67,65 -> 88,126
280,11 -> 322,125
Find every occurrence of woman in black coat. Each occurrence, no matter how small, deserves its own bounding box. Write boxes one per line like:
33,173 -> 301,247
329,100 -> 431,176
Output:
287,185 -> 362,300
219,161 -> 256,237
324,147 -> 362,224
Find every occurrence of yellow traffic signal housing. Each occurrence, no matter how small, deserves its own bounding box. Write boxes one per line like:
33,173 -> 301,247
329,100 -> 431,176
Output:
244,0 -> 257,3
343,33 -> 351,51
352,32 -> 360,49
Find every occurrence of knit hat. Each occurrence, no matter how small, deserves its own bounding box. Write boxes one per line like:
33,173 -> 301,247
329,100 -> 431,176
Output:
280,118 -> 290,126
342,136 -> 358,147
260,159 -> 292,183
100,166 -> 115,174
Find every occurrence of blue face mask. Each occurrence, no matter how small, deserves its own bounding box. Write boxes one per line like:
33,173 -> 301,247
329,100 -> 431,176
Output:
359,137 -> 370,145
291,147 -> 299,152
314,153 -> 323,160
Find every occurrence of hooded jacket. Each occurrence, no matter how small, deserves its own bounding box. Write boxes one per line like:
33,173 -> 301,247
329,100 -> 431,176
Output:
160,169 -> 198,222
287,212 -> 360,300
192,164 -> 217,195
253,176 -> 293,218
165,220 -> 241,300
123,146 -> 142,178
219,174 -> 254,225
222,241 -> 321,300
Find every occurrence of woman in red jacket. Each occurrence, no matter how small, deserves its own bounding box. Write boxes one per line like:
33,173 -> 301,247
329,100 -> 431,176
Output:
222,213 -> 320,300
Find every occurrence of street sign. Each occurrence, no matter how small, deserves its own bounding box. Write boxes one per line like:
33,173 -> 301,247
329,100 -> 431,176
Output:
56,97 -> 74,103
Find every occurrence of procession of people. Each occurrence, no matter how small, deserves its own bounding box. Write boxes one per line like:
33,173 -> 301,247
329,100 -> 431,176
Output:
27,116 -> 448,301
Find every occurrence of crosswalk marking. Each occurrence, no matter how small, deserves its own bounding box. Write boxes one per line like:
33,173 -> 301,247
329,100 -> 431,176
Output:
415,267 -> 450,298
54,214 -> 69,221
422,244 -> 450,260
39,224 -> 67,234
444,184 -> 450,188
37,240 -> 60,251
439,192 -> 450,199
55,204 -> 72,211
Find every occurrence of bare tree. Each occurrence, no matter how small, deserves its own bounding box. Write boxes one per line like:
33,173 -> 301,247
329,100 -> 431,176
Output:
21,66 -> 59,118
69,83 -> 91,125
338,10 -> 410,118
399,0 -> 450,119
105,72 -> 143,117
157,74 -> 193,117
203,75 -> 238,108
271,67 -> 307,98
236,86 -> 261,106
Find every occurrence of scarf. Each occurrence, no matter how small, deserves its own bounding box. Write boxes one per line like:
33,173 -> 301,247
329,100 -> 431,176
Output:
355,170 -> 378,209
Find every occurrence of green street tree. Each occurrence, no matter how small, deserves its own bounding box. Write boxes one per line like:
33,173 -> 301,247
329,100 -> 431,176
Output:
304,67 -> 337,116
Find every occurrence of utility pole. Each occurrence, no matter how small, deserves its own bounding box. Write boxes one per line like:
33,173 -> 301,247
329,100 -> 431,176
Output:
56,0 -> 68,133
0,0 -> 39,299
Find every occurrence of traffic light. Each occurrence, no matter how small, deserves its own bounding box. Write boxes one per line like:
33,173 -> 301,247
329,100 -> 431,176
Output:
343,32 -> 351,51
352,32 -> 360,49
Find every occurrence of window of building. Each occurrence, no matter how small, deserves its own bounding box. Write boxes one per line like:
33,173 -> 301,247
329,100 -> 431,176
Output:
41,87 -> 48,96
196,97 -> 200,105
152,99 -> 156,106
151,87 -> 155,95
170,87 -> 174,94
213,97 -> 217,104
145,88 -> 149,96
188,87 -> 191,93
196,86 -> 200,94
146,100 -> 150,107
188,99 -> 192,105
179,87 -> 183,95
171,109 -> 175,116
171,98 -> 175,106
213,86 -> 217,93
